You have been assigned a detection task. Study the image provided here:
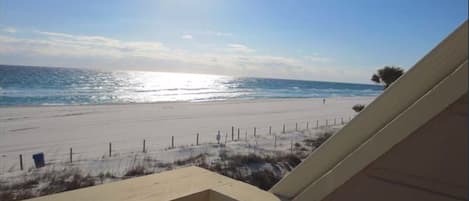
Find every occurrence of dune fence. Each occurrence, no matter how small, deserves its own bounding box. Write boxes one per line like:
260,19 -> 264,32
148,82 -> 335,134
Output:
0,115 -> 355,174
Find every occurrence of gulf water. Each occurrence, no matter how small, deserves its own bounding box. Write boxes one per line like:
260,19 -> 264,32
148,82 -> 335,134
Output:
0,65 -> 382,106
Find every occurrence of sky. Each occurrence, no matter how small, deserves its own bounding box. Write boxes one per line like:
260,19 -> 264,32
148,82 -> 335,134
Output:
0,0 -> 467,83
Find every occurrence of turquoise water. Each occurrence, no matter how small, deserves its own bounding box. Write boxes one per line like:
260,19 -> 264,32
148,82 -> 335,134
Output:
0,65 -> 382,106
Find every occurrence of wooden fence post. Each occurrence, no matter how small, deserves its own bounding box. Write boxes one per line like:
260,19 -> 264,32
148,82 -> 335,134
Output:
290,140 -> 293,153
143,139 -> 146,153
237,128 -> 240,141
196,133 -> 199,145
19,154 -> 23,171
274,135 -> 277,148
109,142 -> 112,157
70,148 -> 73,163
254,127 -> 256,137
171,136 -> 174,149
232,126 -> 234,141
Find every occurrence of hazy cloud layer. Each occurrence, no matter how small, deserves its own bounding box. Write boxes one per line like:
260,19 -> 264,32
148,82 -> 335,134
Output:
181,34 -> 193,40
2,27 -> 17,33
0,29 -> 370,82
226,43 -> 255,53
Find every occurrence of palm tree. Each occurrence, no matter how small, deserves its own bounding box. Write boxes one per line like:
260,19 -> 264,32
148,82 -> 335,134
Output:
371,66 -> 404,89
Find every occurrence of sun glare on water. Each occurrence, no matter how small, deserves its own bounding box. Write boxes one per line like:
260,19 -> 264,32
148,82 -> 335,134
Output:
111,71 -> 244,103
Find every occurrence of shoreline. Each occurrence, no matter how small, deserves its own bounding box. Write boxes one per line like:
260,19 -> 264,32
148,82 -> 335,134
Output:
0,96 -> 377,108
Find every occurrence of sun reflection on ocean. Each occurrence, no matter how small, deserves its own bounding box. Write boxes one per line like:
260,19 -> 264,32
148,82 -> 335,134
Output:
110,71 -> 247,103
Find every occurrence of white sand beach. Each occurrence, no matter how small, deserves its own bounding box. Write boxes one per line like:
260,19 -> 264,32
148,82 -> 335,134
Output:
0,97 -> 375,174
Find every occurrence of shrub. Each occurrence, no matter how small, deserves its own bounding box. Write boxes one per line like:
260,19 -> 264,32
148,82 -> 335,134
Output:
12,179 -> 39,190
0,191 -> 14,201
97,171 -> 116,184
304,131 -> 333,148
352,104 -> 365,112
124,166 -> 146,177
276,154 -> 302,168
227,154 -> 267,166
197,152 -> 303,190
40,173 -> 95,195
246,170 -> 282,190
174,154 -> 207,166
14,190 -> 34,200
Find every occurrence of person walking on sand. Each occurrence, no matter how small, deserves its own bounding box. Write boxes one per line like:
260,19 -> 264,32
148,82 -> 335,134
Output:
323,98 -> 326,104
216,132 -> 221,144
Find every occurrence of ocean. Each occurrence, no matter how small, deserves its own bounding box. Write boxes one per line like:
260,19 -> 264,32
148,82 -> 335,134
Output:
0,65 -> 382,106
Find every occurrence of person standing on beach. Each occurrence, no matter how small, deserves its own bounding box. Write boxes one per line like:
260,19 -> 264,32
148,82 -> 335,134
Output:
323,98 -> 326,104
216,132 -> 221,144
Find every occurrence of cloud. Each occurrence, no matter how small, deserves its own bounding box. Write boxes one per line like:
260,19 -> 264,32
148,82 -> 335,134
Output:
25,31 -> 167,57
304,55 -> 331,63
226,43 -> 255,53
181,34 -> 193,40
198,31 -> 233,37
2,27 -> 17,33
207,31 -> 232,37
0,30 -> 370,83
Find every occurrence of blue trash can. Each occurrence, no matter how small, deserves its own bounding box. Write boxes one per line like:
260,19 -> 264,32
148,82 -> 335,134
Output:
32,153 -> 45,168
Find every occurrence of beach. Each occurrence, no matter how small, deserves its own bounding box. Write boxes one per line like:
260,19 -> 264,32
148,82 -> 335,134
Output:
0,97 -> 374,174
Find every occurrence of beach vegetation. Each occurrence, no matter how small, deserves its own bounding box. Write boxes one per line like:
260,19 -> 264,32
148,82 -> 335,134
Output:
352,104 -> 365,112
199,153 -> 302,190
303,131 -> 333,148
0,127 -> 340,200
40,172 -> 95,195
124,165 -> 146,177
175,154 -> 207,166
0,179 -> 36,201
